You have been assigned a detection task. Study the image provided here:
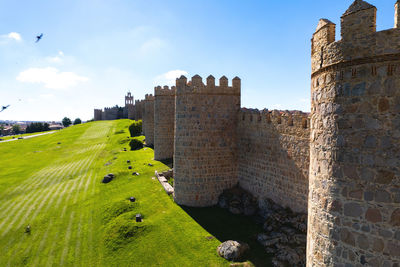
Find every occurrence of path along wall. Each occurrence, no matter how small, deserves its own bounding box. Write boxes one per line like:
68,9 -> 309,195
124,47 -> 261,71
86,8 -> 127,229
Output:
237,109 -> 310,213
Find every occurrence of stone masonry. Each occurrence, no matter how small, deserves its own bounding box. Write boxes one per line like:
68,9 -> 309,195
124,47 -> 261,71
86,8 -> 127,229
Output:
173,75 -> 241,207
143,94 -> 155,146
154,86 -> 175,160
237,109 -> 310,213
123,1 -> 400,265
308,1 -> 400,266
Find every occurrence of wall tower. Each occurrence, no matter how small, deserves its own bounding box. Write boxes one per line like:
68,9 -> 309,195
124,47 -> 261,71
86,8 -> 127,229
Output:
308,1 -> 400,266
143,94 -> 155,146
173,75 -> 241,207
125,92 -> 134,119
154,85 -> 176,160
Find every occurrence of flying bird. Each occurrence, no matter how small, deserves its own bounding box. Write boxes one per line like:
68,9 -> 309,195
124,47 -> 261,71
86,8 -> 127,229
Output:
36,33 -> 43,43
0,105 -> 10,112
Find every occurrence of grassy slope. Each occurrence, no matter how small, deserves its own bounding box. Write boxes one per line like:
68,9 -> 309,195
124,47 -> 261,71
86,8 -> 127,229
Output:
0,120 -> 236,266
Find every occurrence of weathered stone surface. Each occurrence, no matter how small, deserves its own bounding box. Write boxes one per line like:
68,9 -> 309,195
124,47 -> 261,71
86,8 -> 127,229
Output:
217,240 -> 249,261
309,3 -> 400,265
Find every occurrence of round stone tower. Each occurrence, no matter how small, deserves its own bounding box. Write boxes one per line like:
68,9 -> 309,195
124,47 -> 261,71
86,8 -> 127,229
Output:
308,1 -> 400,266
173,75 -> 241,207
143,94 -> 155,146
154,85 -> 176,160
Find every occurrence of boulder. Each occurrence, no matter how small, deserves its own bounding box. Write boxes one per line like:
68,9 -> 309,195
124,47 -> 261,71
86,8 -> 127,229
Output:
217,240 -> 249,261
102,173 -> 115,183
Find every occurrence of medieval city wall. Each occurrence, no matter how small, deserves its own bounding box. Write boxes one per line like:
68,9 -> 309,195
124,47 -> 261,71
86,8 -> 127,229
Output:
173,75 -> 241,207
143,94 -> 155,146
237,109 -> 310,213
308,2 -> 400,266
154,86 -> 175,160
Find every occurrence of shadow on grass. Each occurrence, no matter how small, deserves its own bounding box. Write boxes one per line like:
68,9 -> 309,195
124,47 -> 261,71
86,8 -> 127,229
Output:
181,206 -> 272,267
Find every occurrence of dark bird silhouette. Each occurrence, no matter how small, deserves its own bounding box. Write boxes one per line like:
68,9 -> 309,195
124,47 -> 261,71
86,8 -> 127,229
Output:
36,33 -> 43,43
0,105 -> 10,112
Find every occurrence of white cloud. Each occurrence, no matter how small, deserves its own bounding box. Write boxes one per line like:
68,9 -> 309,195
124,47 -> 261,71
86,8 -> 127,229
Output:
0,32 -> 22,43
46,51 -> 65,63
8,32 -> 22,42
154,70 -> 188,86
16,67 -> 89,89
40,93 -> 55,99
140,38 -> 166,54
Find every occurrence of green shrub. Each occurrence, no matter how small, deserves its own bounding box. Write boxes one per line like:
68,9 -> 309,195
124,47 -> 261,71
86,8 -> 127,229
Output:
129,120 -> 142,137
129,139 -> 143,151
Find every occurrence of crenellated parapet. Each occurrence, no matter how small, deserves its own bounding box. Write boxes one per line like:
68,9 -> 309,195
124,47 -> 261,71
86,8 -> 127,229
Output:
238,108 -> 310,130
154,85 -> 176,96
311,0 -> 400,75
144,94 -> 155,101
175,75 -> 241,96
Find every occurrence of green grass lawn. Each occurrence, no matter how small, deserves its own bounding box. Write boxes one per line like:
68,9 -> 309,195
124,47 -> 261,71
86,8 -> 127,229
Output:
0,120 -> 269,266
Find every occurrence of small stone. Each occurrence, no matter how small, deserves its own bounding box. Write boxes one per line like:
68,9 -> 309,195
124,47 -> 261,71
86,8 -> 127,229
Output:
340,228 -> 355,246
376,170 -> 394,184
132,172 -> 140,176
372,238 -> 384,252
127,160 -> 131,163
129,197 -> 136,202
375,190 -> 391,203
390,209 -> 400,226
378,98 -> 389,112
365,208 -> 382,223
344,202 -> 363,217
136,214 -> 142,222
217,240 -> 249,261
148,163 -> 153,166
128,166 -> 132,169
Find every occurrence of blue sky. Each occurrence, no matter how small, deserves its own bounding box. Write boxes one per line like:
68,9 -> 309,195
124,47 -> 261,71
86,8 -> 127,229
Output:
0,0 -> 397,121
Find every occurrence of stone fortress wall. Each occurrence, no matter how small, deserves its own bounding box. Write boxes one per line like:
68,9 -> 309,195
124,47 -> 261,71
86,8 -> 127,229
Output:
173,75 -> 241,207
237,109 -> 310,213
154,86 -> 176,160
307,1 -> 400,266
143,94 -> 155,146
97,1 -> 399,265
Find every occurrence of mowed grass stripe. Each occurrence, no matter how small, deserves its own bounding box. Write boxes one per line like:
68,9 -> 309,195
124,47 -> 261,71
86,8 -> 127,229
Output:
45,152 -> 103,266
0,166 -> 51,203
29,170 -> 96,267
58,150 -> 103,266
59,211 -> 75,266
0,158 -> 86,237
73,171 -> 95,267
5,155 -> 95,266
0,160 -> 77,234
0,163 -> 67,219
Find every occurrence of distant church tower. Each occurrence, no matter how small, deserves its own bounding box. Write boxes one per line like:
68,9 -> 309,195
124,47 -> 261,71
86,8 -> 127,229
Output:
125,92 -> 134,119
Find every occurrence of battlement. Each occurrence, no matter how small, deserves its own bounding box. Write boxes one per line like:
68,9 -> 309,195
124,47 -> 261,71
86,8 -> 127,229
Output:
154,85 -> 176,96
145,94 -> 155,101
175,75 -> 241,95
311,0 -> 400,74
239,108 -> 310,129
